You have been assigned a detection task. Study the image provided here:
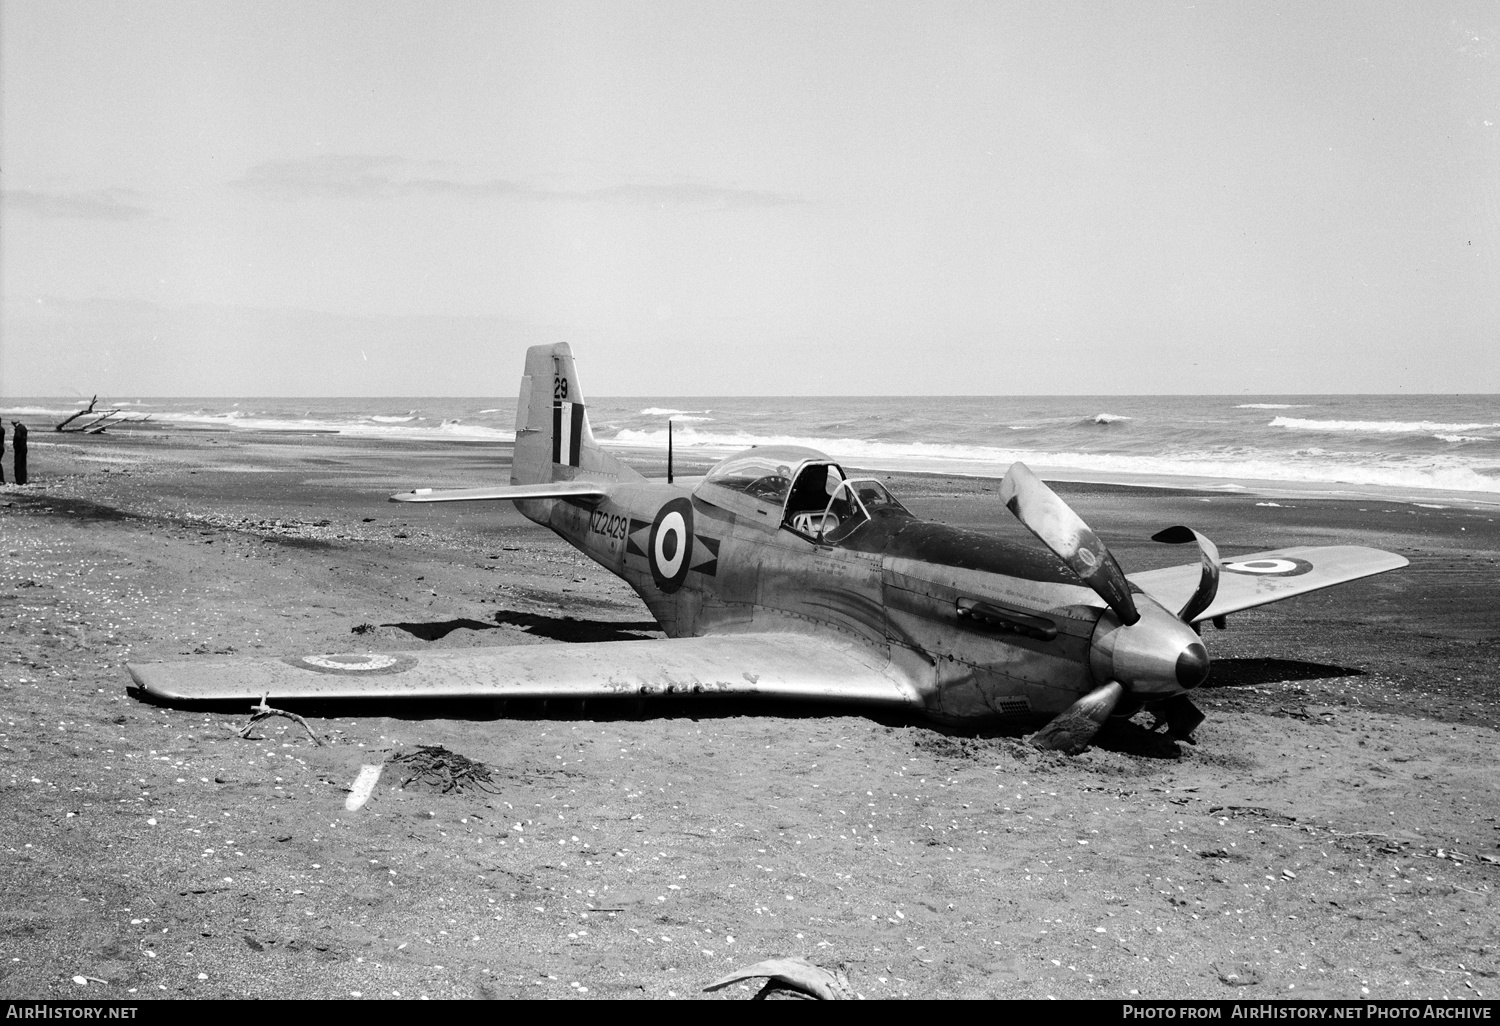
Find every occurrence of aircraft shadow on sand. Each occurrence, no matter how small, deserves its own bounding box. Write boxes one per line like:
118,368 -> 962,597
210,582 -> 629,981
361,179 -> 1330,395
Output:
380,617 -> 500,641
381,610 -> 663,644
489,610 -> 663,643
1203,658 -> 1364,688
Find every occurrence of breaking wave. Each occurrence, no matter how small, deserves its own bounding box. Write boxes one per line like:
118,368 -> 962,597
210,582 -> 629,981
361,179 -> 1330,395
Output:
0,405 -> 79,417
608,426 -> 1500,494
1271,417 -> 1500,435
7,393 -> 1496,500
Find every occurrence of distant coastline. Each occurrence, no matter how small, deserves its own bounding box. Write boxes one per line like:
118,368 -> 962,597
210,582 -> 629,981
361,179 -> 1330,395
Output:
7,393 -> 1498,507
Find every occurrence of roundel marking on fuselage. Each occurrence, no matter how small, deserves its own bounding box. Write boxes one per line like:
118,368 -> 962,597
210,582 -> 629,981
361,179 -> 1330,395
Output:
1220,557 -> 1313,577
648,497 -> 694,593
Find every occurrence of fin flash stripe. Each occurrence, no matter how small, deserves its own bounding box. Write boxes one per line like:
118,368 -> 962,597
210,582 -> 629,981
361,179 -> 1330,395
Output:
552,401 -> 585,466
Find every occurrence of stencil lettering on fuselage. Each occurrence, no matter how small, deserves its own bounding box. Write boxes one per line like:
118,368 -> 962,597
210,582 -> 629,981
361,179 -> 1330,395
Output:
589,509 -> 630,544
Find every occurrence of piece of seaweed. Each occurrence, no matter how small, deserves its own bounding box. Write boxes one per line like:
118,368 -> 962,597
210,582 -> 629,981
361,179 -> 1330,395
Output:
388,745 -> 502,794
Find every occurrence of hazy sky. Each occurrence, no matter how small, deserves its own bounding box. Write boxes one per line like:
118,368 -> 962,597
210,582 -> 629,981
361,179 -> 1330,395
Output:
3,1 -> 1497,396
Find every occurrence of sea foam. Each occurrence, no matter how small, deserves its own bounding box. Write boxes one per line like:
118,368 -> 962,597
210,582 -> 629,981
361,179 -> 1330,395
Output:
1271,417 -> 1500,435
609,426 -> 1500,494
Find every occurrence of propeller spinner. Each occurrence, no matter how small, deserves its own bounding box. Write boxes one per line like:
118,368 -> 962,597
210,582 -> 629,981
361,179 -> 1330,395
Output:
998,463 -> 1213,754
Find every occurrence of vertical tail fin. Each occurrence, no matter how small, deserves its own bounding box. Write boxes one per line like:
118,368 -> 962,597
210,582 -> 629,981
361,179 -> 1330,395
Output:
511,343 -> 641,486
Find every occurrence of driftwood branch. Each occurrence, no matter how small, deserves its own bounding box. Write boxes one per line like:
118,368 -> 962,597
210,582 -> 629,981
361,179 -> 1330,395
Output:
84,411 -> 145,433
79,411 -> 120,432
55,396 -> 99,432
56,404 -> 153,434
228,694 -> 323,746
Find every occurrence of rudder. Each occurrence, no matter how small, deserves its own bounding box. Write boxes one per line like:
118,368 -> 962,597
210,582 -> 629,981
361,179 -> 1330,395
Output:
511,344 -> 641,486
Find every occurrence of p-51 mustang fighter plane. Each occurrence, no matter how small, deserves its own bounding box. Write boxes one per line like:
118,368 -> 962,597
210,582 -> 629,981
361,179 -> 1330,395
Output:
129,344 -> 1407,754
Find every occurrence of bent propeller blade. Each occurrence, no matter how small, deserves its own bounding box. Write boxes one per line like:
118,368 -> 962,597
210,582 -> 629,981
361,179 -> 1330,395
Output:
1000,462 -> 1140,626
1151,525 -> 1221,624
1029,681 -> 1123,755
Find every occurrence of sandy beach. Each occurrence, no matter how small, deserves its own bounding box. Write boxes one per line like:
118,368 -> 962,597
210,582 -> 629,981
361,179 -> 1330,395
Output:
1,425 -> 1497,1000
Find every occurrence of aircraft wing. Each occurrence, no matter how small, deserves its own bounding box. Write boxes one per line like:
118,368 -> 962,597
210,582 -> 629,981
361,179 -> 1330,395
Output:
1128,545 -> 1408,624
127,632 -> 918,708
390,481 -> 609,503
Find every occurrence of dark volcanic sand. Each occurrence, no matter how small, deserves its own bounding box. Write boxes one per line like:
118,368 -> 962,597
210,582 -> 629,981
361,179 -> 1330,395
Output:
1,428 -> 1497,1000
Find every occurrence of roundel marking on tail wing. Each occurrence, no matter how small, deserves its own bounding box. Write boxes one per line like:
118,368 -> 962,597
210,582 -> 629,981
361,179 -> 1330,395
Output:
285,653 -> 418,675
648,497 -> 694,593
1221,557 -> 1313,577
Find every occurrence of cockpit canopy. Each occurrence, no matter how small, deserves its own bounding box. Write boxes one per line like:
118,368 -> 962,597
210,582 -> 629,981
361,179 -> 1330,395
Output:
697,445 -> 909,542
701,445 -> 825,505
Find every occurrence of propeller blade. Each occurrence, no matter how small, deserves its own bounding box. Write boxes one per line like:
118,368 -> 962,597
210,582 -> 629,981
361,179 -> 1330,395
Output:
704,957 -> 854,1000
1029,681 -> 1123,755
1000,462 -> 1140,626
1149,695 -> 1205,743
1151,526 -> 1221,623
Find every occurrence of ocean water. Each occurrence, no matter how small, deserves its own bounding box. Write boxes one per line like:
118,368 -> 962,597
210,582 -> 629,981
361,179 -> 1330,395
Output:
5,393 -> 1498,504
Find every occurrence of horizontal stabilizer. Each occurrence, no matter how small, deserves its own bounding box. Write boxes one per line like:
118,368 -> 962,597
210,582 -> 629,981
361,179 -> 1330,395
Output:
1129,545 -> 1408,623
389,480 -> 610,503
128,632 -> 918,708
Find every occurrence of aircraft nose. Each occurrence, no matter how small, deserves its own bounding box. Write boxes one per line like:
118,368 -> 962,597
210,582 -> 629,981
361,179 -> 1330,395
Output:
1089,600 -> 1210,698
1175,641 -> 1209,690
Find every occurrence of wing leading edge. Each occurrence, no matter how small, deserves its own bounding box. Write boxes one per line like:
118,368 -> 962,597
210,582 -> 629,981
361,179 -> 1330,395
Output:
1129,544 -> 1408,623
127,633 -> 919,708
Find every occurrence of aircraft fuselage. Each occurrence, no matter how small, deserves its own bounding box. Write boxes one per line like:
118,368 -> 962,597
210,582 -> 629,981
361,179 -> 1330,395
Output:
518,478 -> 1114,723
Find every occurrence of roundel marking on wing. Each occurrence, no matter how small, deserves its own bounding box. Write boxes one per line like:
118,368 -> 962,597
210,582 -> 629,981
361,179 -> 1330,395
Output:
648,497 -> 694,593
1220,557 -> 1313,577
286,653 -> 417,675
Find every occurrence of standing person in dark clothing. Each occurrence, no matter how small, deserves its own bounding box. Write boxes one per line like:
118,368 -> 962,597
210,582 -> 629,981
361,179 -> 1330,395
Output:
0,423 -> 6,484
11,422 -> 27,485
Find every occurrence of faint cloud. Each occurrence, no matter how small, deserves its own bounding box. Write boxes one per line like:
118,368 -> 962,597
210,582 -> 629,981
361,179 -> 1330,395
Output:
235,155 -> 798,209
3,188 -> 150,220
234,155 -> 526,200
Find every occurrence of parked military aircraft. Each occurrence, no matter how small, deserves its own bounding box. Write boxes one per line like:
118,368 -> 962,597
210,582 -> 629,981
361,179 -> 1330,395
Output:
129,344 -> 1407,753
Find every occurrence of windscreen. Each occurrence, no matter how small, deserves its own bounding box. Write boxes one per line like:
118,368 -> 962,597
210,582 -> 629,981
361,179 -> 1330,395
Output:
703,452 -> 797,504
